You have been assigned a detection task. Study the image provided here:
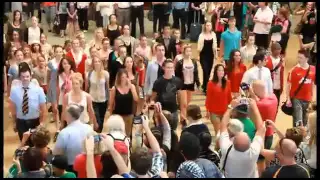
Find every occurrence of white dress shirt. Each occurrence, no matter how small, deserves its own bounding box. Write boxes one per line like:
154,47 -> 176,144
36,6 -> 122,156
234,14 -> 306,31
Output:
97,2 -> 115,16
241,66 -> 273,95
116,2 -> 130,8
131,2 -> 144,6
271,56 -> 281,90
253,6 -> 274,34
77,2 -> 90,9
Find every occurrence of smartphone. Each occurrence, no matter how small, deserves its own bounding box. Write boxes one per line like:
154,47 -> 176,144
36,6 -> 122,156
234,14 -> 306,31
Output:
240,83 -> 250,91
239,98 -> 248,105
133,116 -> 143,124
93,135 -> 101,143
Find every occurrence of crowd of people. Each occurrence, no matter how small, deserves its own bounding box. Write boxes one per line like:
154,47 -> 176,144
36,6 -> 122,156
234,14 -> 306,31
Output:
4,2 -> 317,178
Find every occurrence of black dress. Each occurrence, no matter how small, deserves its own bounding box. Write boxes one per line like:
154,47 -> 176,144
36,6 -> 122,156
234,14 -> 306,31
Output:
106,25 -> 121,47
200,39 -> 214,92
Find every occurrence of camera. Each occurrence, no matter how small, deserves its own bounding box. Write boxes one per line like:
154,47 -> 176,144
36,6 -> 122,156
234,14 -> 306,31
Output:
133,116 -> 143,124
93,135 -> 101,143
14,149 -> 25,159
240,83 -> 250,91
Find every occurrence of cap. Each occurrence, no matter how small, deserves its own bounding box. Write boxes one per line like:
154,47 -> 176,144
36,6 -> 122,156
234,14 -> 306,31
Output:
114,141 -> 128,155
51,155 -> 69,170
234,99 -> 250,115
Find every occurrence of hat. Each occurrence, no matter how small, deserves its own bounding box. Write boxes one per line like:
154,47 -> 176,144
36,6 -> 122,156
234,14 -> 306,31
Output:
187,104 -> 202,120
114,141 -> 128,155
233,99 -> 250,115
176,161 -> 206,178
51,155 -> 68,170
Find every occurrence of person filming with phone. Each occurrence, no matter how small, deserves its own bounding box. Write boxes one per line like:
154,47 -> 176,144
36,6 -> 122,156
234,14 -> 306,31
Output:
248,80 -> 278,176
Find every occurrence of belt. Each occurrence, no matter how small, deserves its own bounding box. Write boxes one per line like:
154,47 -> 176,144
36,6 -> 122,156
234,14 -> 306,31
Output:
119,7 -> 130,9
17,117 -> 40,121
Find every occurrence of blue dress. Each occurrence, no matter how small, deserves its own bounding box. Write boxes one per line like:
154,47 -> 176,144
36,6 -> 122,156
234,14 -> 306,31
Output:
47,59 -> 59,103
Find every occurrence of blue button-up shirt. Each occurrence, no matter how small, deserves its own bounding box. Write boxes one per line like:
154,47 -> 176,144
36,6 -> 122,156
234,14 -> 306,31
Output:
10,83 -> 46,120
172,2 -> 189,10
54,120 -> 92,165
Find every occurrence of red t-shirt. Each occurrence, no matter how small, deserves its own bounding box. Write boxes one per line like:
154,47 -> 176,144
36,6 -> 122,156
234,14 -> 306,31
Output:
288,65 -> 315,102
256,93 -> 278,136
227,64 -> 247,93
73,154 -> 103,178
206,80 -> 232,116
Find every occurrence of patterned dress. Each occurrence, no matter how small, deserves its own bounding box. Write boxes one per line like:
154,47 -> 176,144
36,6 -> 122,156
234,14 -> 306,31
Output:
47,59 -> 59,103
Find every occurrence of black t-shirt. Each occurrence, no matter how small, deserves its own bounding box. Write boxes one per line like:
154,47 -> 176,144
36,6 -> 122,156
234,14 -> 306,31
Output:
261,164 -> 311,178
152,76 -> 182,113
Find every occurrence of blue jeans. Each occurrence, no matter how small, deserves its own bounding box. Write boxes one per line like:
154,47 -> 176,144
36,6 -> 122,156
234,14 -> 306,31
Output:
292,98 -> 310,127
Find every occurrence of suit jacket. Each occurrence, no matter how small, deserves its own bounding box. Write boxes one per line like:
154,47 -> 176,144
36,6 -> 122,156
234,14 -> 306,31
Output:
156,35 -> 177,59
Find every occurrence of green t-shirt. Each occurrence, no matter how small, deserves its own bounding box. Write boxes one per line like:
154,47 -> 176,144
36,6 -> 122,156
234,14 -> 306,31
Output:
238,117 -> 256,141
60,172 -> 76,178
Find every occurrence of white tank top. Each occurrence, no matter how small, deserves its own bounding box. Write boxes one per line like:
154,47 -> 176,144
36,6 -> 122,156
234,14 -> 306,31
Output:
68,91 -> 89,124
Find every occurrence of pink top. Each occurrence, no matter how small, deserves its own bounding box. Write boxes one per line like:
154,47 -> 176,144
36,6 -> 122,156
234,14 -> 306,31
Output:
135,45 -> 151,59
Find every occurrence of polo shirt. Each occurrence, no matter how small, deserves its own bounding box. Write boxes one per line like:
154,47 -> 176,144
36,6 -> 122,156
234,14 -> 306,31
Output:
10,83 -> 46,120
221,28 -> 242,60
54,120 -> 92,165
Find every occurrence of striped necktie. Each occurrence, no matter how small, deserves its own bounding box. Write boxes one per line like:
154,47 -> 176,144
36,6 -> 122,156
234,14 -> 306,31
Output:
22,87 -> 29,115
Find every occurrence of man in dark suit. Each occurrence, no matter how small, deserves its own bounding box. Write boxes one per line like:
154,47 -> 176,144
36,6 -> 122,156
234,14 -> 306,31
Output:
156,24 -> 177,59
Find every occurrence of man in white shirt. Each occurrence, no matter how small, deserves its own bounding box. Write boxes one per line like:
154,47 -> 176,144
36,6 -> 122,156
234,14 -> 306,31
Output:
242,52 -> 273,95
77,2 -> 90,32
219,98 -> 266,178
131,2 -> 145,38
253,2 -> 274,49
115,2 -> 131,28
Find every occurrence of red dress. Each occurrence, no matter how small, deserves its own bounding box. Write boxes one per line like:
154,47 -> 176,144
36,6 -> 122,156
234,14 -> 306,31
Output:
206,80 -> 232,116
227,63 -> 247,93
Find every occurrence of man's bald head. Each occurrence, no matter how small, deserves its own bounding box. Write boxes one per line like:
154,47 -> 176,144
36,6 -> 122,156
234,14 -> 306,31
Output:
252,80 -> 266,98
279,138 -> 297,158
233,132 -> 251,152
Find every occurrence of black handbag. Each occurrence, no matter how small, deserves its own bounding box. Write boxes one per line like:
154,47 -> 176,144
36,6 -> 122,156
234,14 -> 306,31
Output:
281,66 -> 310,115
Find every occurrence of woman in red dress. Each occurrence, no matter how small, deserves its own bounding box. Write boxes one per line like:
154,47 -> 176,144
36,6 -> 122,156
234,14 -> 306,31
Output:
65,38 -> 87,89
226,49 -> 247,98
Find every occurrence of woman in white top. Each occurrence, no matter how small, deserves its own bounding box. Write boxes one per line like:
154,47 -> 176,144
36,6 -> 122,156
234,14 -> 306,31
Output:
54,57 -> 75,141
24,16 -> 43,45
240,32 -> 258,67
96,2 -> 115,28
62,72 -> 98,131
85,56 -> 109,133
88,28 -> 104,50
134,34 -> 152,61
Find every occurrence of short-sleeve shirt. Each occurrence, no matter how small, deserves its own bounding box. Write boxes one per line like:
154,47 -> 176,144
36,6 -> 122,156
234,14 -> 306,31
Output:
238,117 -> 256,141
54,120 -> 92,165
152,76 -> 183,113
221,29 -> 242,60
219,131 -> 262,178
10,83 -> 46,120
288,65 -> 315,102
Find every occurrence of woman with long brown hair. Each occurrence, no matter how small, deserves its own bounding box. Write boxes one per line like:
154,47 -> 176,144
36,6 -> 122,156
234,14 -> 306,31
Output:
206,64 -> 232,136
85,56 -> 109,133
6,10 -> 27,42
4,30 -> 26,60
108,69 -> 139,136
227,49 -> 247,98
104,14 -> 121,47
99,37 -> 112,69
31,42 -> 43,66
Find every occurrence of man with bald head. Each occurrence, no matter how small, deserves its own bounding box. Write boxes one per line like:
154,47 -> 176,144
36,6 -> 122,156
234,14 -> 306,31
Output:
219,98 -> 265,178
249,80 -> 278,175
261,138 -> 311,178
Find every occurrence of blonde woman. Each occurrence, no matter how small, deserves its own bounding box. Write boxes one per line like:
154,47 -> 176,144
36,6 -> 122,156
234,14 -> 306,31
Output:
85,56 -> 110,133
197,21 -> 218,93
88,28 -> 105,50
108,69 -> 138,137
61,72 -> 98,131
